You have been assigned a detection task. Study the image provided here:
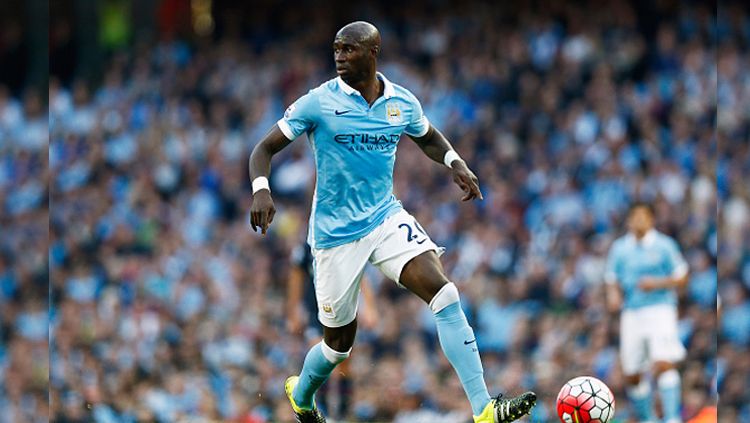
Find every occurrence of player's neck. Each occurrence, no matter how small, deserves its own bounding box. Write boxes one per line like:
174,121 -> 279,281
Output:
350,73 -> 382,106
633,229 -> 652,241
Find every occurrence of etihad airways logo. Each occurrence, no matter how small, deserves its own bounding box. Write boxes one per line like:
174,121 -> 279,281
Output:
334,133 -> 400,152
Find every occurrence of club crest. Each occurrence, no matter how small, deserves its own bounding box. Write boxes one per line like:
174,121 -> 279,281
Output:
386,103 -> 402,125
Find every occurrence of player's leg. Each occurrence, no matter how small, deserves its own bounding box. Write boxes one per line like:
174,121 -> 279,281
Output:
653,361 -> 682,423
313,327 -> 355,419
287,240 -> 369,421
620,309 -> 657,422
399,251 -> 490,414
398,251 -> 536,422
623,373 -> 656,423
369,210 -> 534,421
301,291 -> 332,415
291,319 -> 356,409
648,305 -> 687,423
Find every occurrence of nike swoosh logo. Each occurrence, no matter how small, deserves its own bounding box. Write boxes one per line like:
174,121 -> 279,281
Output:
335,110 -> 351,115
464,339 -> 476,345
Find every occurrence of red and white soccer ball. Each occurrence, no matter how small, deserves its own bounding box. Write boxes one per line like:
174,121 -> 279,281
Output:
556,376 -> 616,423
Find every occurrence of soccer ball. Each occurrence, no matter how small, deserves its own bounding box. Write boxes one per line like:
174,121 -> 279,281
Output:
556,376 -> 615,423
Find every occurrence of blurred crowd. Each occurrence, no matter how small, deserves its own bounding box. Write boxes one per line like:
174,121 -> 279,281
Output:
0,7 -> 47,423
717,1 -> 750,422
0,88 -> 49,422
30,0 -> 734,422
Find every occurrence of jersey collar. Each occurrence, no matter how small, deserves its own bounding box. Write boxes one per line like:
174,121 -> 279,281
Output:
628,229 -> 657,246
336,72 -> 395,99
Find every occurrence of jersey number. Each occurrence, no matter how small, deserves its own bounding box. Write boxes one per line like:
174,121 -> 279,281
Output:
399,220 -> 427,244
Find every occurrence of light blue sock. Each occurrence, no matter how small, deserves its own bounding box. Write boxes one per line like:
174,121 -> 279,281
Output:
292,343 -> 338,410
435,301 -> 491,416
627,379 -> 656,422
658,369 -> 682,422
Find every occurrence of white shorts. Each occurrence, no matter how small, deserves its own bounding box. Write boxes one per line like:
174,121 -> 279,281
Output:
620,304 -> 687,375
312,209 -> 443,328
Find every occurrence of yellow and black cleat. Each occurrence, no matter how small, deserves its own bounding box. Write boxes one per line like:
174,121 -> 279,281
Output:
473,391 -> 537,423
284,376 -> 327,423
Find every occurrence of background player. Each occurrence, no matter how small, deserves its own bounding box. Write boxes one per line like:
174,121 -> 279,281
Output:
606,202 -> 690,423
249,21 -> 536,423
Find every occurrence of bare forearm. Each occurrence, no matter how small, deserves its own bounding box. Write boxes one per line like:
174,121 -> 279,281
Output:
248,126 -> 292,234
606,284 -> 622,312
249,144 -> 273,180
248,125 -> 293,180
412,125 -> 483,200
361,277 -> 375,310
653,274 -> 689,289
287,268 -> 303,311
413,126 -> 456,165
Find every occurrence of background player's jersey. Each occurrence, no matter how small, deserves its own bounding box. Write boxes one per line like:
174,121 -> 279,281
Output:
290,242 -> 318,319
277,73 -> 430,249
605,229 -> 688,310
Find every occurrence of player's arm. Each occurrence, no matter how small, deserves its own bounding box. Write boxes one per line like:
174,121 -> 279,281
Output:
250,92 -> 316,234
638,270 -> 690,291
605,282 -> 623,314
410,125 -> 483,201
248,125 -> 293,234
286,259 -> 305,334
604,244 -> 622,313
287,244 -> 311,334
639,239 -> 690,291
638,272 -> 689,291
358,276 -> 378,330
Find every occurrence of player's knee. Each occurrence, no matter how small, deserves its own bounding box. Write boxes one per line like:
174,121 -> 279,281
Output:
626,375 -> 651,398
323,318 -> 357,352
624,374 -> 641,386
400,252 -> 449,300
429,282 -> 460,313
657,368 -> 680,388
321,340 -> 351,364
653,361 -> 676,376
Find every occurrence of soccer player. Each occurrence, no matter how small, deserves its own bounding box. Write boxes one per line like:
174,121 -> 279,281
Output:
249,21 -> 536,423
605,203 -> 689,423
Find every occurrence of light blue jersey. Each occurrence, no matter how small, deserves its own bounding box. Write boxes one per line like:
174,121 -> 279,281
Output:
605,230 -> 688,309
277,72 -> 430,249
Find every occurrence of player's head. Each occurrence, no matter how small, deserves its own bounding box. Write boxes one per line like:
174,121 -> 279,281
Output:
627,201 -> 655,237
333,21 -> 381,84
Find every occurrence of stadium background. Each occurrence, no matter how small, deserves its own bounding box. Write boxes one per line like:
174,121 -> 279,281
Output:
0,0 -> 743,422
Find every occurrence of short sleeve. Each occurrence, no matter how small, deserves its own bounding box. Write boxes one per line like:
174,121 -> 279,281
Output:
404,95 -> 430,138
665,238 -> 688,279
604,243 -> 620,285
277,92 -> 318,140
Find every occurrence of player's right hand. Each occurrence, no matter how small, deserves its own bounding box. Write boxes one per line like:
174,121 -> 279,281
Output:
287,309 -> 303,334
606,292 -> 621,313
606,298 -> 620,314
250,190 -> 275,235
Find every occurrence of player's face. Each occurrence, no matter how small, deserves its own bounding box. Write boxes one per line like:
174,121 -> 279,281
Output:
333,36 -> 371,83
628,207 -> 654,235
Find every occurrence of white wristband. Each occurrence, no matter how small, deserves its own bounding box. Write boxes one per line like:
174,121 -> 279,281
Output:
252,176 -> 270,194
443,150 -> 462,168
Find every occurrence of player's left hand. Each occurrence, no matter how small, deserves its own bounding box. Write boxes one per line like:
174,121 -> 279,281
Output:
638,276 -> 662,291
451,160 -> 483,201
